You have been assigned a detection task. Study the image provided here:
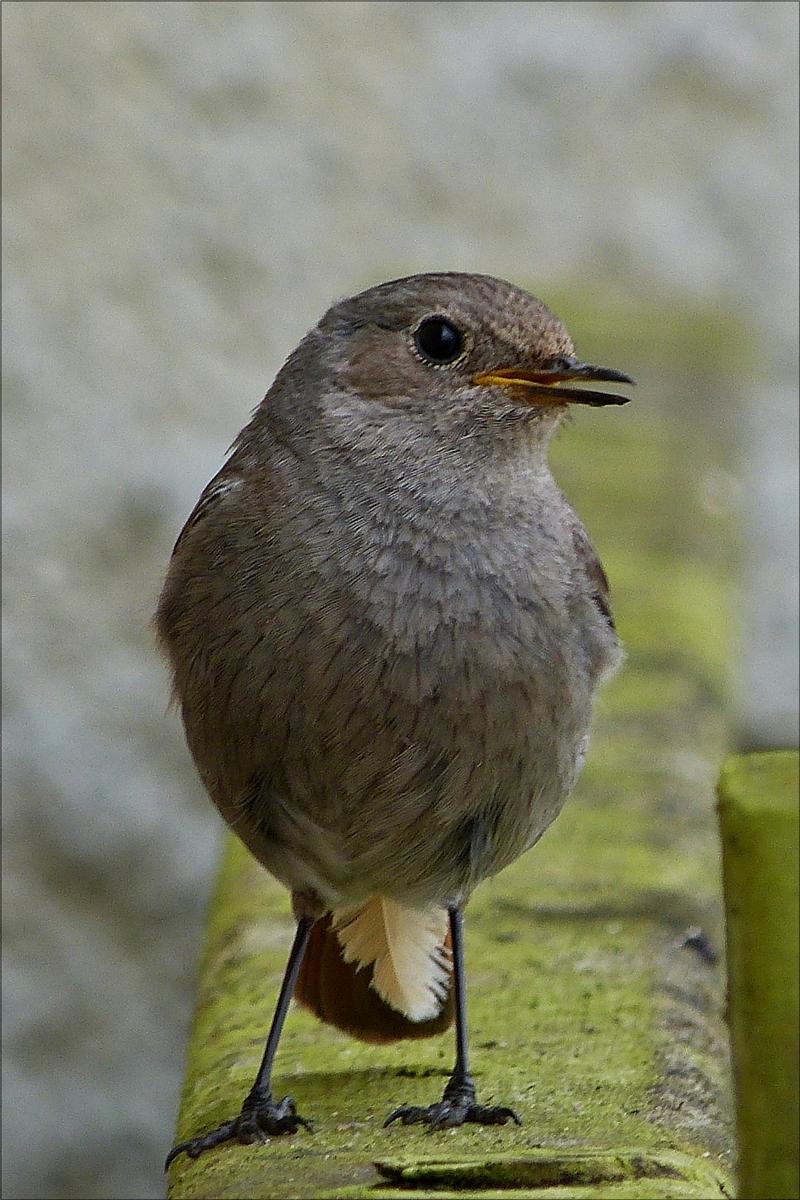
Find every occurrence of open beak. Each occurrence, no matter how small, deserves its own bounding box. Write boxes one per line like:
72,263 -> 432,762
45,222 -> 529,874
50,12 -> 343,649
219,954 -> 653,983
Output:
473,357 -> 635,407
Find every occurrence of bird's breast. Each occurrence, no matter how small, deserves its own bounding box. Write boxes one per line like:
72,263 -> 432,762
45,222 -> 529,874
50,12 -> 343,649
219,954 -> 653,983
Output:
172,459 -> 614,908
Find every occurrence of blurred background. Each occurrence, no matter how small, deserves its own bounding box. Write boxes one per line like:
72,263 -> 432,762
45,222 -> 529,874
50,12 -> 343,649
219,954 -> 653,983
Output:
2,3 -> 797,1197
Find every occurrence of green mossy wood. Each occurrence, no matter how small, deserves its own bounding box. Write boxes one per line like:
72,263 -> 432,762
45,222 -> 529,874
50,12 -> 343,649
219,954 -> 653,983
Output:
718,751 -> 800,1200
166,296 -> 743,1198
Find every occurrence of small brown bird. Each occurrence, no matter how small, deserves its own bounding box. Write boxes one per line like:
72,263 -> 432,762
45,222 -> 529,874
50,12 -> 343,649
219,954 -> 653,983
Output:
157,273 -> 632,1165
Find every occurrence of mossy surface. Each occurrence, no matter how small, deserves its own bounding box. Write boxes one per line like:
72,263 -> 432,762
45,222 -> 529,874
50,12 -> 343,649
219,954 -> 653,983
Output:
166,296 -> 742,1199
717,751 -> 799,1200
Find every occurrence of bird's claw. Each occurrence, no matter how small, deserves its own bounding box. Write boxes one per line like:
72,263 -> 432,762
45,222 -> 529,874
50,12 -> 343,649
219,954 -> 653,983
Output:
384,1077 -> 521,1131
165,1093 -> 311,1168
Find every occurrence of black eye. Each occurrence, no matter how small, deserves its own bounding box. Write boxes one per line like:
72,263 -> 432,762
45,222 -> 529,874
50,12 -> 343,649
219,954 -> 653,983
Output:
414,317 -> 463,364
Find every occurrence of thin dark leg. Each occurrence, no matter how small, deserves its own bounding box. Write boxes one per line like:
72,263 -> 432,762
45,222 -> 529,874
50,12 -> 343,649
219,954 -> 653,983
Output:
247,914 -> 314,1100
165,916 -> 314,1169
438,904 -> 477,1107
451,904 -> 470,1079
384,906 -> 521,1130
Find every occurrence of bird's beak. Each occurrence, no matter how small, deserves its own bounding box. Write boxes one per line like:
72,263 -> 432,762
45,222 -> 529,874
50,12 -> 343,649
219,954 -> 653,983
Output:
472,358 -> 635,407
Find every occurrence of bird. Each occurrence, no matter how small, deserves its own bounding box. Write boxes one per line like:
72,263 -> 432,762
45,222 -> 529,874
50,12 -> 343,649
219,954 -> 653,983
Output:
156,272 -> 633,1166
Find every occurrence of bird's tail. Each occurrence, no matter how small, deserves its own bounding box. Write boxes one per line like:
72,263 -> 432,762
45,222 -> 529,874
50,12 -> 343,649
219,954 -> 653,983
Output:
293,896 -> 454,1043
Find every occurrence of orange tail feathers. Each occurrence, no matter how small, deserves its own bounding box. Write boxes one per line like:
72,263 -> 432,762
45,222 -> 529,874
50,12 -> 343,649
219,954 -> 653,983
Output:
294,910 -> 454,1045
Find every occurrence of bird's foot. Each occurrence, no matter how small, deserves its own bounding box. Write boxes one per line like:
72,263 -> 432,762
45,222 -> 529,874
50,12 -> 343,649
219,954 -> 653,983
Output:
165,1091 -> 311,1168
384,1074 -> 521,1131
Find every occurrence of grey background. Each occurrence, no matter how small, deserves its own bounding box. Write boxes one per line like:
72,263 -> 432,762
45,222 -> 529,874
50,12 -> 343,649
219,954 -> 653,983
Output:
3,4 -> 797,1198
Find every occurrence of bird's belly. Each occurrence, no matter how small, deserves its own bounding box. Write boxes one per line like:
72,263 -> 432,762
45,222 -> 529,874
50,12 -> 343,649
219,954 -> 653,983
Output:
235,612 -> 595,910
200,516 -> 615,911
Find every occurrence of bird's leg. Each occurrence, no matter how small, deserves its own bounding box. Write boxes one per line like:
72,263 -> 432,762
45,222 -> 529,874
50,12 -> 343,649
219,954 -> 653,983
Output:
384,906 -> 521,1130
165,916 -> 315,1168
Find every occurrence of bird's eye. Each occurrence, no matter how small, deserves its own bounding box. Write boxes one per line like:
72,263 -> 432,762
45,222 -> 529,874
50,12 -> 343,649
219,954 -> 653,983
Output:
414,317 -> 463,364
